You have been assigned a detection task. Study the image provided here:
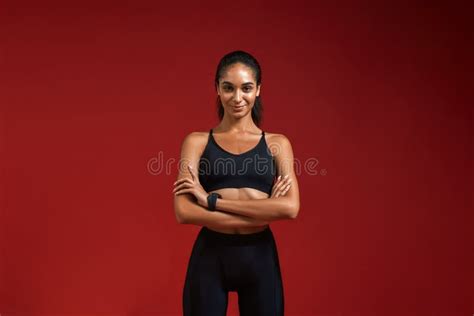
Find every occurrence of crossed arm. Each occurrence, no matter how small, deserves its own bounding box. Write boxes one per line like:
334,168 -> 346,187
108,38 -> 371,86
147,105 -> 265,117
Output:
174,193 -> 272,228
214,194 -> 297,222
173,132 -> 300,228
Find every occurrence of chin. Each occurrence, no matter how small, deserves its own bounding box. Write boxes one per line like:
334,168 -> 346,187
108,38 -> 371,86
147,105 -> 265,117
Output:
229,110 -> 249,116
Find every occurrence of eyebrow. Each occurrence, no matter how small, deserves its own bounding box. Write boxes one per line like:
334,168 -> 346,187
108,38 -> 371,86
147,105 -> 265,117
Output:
221,81 -> 254,86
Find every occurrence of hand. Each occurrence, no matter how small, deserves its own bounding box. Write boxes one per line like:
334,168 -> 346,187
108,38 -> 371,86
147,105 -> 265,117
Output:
173,164 -> 209,208
270,175 -> 291,198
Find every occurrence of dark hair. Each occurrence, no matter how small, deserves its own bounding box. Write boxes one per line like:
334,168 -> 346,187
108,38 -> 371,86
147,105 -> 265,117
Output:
214,50 -> 263,126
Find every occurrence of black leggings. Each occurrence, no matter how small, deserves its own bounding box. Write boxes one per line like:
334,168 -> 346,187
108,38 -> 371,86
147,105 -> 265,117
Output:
183,226 -> 284,315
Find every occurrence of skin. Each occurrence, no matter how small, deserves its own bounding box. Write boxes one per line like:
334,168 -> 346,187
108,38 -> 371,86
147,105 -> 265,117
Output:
173,62 -> 300,234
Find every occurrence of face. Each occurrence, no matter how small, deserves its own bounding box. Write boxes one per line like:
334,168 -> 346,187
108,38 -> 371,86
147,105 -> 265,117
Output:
217,63 -> 261,118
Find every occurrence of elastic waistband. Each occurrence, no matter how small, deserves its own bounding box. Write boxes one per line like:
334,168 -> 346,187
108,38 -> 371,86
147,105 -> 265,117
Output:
200,226 -> 273,246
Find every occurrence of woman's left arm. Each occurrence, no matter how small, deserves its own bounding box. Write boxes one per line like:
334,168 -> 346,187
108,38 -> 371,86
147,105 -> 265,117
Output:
215,134 -> 300,222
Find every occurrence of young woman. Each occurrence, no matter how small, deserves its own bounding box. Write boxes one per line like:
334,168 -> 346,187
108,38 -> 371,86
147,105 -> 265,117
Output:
173,50 -> 300,315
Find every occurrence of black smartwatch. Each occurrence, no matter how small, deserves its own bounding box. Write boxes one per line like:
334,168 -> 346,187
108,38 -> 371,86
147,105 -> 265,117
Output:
207,192 -> 222,212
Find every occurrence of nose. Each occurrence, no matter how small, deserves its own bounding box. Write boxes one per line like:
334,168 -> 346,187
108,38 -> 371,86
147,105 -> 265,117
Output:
233,89 -> 243,103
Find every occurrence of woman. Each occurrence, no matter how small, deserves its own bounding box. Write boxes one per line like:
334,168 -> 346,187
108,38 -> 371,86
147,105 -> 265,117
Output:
173,50 -> 300,316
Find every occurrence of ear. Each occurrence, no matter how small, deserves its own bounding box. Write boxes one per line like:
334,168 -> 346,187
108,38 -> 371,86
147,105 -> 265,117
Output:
256,84 -> 261,97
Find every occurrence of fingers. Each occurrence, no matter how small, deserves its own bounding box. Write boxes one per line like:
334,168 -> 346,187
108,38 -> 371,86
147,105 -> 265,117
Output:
173,178 -> 193,194
173,177 -> 196,195
275,181 -> 291,198
187,165 -> 196,182
173,177 -> 193,187
273,175 -> 282,189
173,182 -> 191,193
280,181 -> 291,196
272,175 -> 292,198
272,176 -> 283,195
174,188 -> 193,195
276,175 -> 291,190
272,175 -> 287,193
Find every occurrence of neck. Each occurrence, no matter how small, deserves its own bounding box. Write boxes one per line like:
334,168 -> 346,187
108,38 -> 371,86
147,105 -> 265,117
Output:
218,113 -> 259,134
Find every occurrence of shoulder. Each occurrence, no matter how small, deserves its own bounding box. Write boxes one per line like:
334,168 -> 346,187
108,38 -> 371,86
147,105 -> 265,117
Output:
180,131 -> 210,156
177,131 -> 210,180
182,131 -> 208,144
264,132 -> 294,157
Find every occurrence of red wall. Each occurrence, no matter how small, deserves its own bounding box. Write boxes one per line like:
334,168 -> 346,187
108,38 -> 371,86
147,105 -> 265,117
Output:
1,1 -> 472,315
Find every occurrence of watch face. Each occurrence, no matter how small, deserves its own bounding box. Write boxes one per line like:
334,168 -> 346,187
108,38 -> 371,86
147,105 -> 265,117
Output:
207,193 -> 217,212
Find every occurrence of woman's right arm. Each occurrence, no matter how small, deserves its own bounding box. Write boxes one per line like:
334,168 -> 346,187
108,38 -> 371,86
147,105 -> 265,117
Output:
173,132 -> 269,228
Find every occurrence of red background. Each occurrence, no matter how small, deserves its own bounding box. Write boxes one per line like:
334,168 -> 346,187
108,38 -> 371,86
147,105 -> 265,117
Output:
1,1 -> 472,315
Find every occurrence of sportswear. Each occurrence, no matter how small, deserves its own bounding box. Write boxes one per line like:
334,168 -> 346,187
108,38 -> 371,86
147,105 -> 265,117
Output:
182,226 -> 284,315
198,129 -> 276,195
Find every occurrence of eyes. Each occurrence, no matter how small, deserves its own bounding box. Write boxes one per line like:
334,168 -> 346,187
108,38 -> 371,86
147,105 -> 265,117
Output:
222,85 -> 253,93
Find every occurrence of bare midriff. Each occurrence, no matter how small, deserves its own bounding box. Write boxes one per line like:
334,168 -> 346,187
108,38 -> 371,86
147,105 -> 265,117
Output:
205,187 -> 270,234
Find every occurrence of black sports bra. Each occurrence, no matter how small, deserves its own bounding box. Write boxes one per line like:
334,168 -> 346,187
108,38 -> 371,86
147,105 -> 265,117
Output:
198,129 -> 276,195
